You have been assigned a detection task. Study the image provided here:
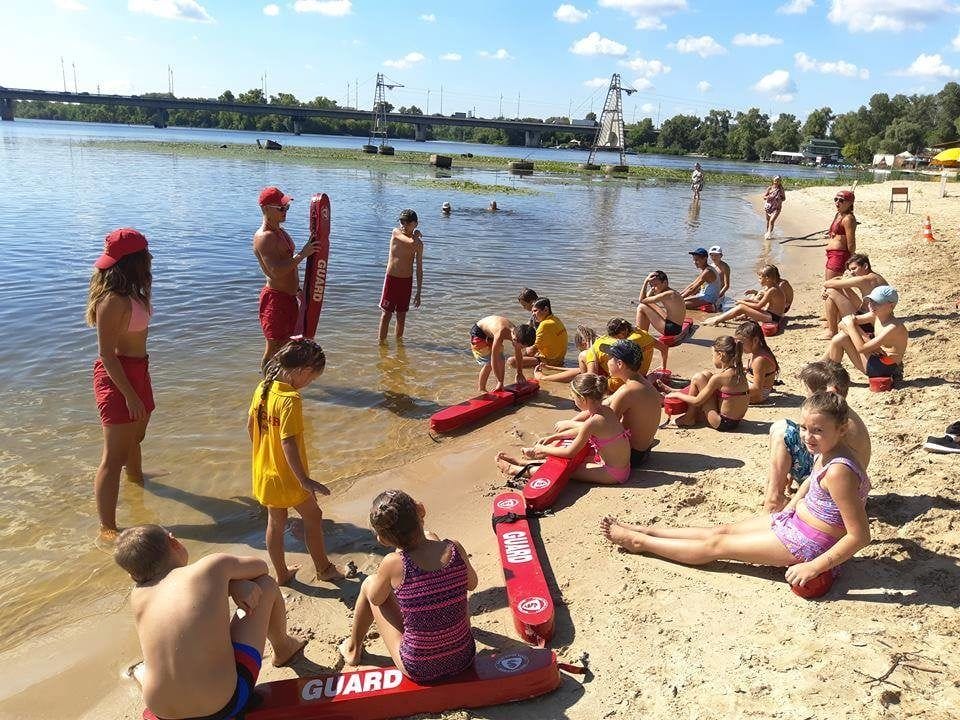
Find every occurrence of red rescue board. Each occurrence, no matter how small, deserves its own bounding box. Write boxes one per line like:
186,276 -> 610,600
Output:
522,439 -> 592,511
659,318 -> 694,348
246,648 -> 560,720
492,492 -> 555,646
430,380 -> 539,433
300,193 -> 330,339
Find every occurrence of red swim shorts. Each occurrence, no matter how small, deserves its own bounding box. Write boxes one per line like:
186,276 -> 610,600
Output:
379,274 -> 414,313
259,286 -> 299,341
825,248 -> 850,273
93,355 -> 155,425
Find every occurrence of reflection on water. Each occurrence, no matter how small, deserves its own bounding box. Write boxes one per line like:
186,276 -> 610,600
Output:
0,121 -> 773,649
686,198 -> 702,231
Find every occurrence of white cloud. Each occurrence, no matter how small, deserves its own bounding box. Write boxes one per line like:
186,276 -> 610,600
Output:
954,29 -> 960,51
584,77 -> 610,87
794,51 -> 869,78
440,52 -> 461,61
263,3 -> 279,16
599,0 -> 686,30
827,0 -> 956,33
570,31 -> 627,56
479,48 -> 512,60
632,78 -> 654,90
641,102 -> 656,113
293,0 -> 351,16
383,52 -> 426,70
419,13 -> 435,22
732,33 -> 782,47
697,80 -> 711,92
54,0 -> 88,10
619,56 -> 671,77
669,35 -> 726,58
777,0 -> 814,14
128,0 -> 213,22
554,3 -> 589,22
753,69 -> 796,102
896,53 -> 960,78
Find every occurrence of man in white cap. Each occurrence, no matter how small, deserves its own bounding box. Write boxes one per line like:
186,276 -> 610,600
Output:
708,246 -> 730,301
441,201 -> 452,215
823,285 -> 907,380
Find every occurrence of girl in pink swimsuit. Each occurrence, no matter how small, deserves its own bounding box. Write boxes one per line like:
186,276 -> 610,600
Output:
522,373 -> 633,484
601,392 -> 872,592
664,336 -> 750,431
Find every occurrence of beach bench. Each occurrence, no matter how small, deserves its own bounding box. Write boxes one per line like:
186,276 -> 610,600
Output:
888,186 -> 910,213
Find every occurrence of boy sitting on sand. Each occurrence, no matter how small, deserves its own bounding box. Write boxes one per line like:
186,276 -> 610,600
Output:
823,285 -> 907,381
470,315 -> 536,392
765,361 -> 871,513
115,525 -> 307,720
635,271 -> 687,337
821,253 -> 887,340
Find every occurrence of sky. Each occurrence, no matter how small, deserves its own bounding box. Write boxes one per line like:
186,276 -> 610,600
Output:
4,0 -> 960,123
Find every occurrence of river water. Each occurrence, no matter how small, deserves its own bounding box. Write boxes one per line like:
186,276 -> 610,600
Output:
0,119 -> 787,651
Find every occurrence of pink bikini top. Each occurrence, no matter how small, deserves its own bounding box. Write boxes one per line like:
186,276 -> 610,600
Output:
589,428 -> 630,451
804,456 -> 870,529
128,298 -> 152,333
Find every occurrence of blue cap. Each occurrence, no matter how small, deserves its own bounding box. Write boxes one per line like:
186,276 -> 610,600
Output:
866,285 -> 898,305
689,247 -> 708,256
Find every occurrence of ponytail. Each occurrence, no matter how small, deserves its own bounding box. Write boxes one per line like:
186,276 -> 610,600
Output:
714,335 -> 746,383
571,372 -> 607,400
735,320 -> 774,359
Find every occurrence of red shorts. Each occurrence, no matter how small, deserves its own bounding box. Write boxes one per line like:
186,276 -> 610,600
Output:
825,248 -> 850,273
259,286 -> 299,341
93,355 -> 155,425
379,274 -> 413,313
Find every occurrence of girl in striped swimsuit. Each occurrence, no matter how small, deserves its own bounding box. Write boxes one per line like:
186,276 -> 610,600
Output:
339,490 -> 478,682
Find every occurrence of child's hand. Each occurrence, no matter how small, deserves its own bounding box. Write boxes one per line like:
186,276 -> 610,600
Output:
784,561 -> 824,587
302,478 -> 331,496
228,579 -> 261,614
124,392 -> 147,421
533,363 -> 545,380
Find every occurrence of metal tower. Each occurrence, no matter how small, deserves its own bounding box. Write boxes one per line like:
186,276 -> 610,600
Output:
368,73 -> 403,148
586,73 -> 636,167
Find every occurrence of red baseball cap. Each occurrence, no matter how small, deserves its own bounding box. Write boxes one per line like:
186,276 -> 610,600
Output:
258,186 -> 293,207
834,190 -> 855,201
94,228 -> 148,270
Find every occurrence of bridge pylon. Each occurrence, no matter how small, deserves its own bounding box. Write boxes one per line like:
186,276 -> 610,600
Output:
585,73 -> 635,169
1,98 -> 14,121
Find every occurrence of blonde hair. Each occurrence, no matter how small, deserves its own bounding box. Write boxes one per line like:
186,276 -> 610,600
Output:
713,335 -> 746,383
571,372 -> 608,400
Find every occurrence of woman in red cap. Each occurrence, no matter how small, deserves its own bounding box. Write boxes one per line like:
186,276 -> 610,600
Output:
826,190 -> 856,280
86,228 -> 154,542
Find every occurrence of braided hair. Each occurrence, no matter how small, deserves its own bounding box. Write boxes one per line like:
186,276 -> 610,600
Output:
257,338 -> 326,433
369,489 -> 421,549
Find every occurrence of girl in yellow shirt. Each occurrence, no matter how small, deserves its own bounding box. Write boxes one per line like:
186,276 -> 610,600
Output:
247,338 -> 342,584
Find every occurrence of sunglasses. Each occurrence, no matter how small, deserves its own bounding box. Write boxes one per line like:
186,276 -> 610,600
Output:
834,197 -> 848,203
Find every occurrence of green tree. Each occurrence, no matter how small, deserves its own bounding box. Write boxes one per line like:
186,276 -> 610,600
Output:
842,142 -> 872,164
657,114 -> 701,152
626,118 -> 657,148
697,109 -> 731,157
237,88 -> 266,105
727,108 -> 770,161
769,113 -> 801,151
801,106 -> 833,139
878,118 -> 925,154
933,82 -> 960,143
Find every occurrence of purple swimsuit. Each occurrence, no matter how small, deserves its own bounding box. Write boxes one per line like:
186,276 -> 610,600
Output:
771,456 -> 870,564
395,542 -> 475,683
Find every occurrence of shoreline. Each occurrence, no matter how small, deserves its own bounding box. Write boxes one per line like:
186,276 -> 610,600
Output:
2,180 -> 958,719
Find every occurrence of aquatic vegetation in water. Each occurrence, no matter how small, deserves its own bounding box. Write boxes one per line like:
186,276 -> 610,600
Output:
406,179 -> 537,195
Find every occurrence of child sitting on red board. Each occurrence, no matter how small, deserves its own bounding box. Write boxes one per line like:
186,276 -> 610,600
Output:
702,264 -> 786,327
115,525 -> 307,720
339,490 -> 478,682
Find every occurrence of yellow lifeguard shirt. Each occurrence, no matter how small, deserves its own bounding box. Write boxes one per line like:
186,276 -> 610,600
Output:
585,331 -> 655,391
248,380 -> 311,508
535,314 -> 568,364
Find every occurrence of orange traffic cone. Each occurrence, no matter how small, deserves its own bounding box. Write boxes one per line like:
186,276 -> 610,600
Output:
922,216 -> 937,242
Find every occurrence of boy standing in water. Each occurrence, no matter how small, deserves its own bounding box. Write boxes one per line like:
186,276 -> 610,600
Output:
115,525 -> 307,720
379,209 -> 424,344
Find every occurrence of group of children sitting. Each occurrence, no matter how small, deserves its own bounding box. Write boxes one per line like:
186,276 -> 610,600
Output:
113,234 -> 908,720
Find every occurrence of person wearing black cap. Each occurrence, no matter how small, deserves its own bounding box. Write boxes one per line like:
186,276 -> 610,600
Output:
679,248 -> 722,310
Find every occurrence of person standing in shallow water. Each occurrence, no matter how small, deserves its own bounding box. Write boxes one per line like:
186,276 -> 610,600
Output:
691,162 -> 704,200
87,228 -> 155,542
253,186 -> 317,372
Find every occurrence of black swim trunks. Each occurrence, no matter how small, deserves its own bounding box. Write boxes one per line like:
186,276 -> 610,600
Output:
767,312 -> 782,324
663,320 -> 683,336
866,354 -> 902,379
630,447 -> 651,469
716,415 -> 741,432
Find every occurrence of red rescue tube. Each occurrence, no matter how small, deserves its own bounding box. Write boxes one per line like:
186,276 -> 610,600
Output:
430,381 -> 540,433
791,571 -> 834,599
659,318 -> 694,348
300,193 -> 330,339
493,492 -> 555,646
246,647 -> 560,720
523,439 -> 592,511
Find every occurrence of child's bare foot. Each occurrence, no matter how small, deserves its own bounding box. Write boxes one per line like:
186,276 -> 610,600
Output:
495,452 -> 523,476
601,515 -> 648,534
273,635 -> 309,667
277,565 -> 301,586
338,638 -> 363,667
315,561 -> 345,582
98,526 -> 120,543
816,330 -> 834,340
600,516 -> 644,550
701,316 -> 720,326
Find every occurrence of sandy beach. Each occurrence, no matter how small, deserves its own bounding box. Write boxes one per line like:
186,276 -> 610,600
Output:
2,178 -> 958,720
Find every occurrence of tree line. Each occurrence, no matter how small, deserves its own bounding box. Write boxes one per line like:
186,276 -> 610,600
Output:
10,81 -> 960,162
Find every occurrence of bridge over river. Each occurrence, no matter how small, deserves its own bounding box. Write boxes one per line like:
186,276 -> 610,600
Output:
0,87 -> 598,147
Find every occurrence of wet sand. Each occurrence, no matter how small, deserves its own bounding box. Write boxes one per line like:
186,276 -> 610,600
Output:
2,180 -> 959,719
